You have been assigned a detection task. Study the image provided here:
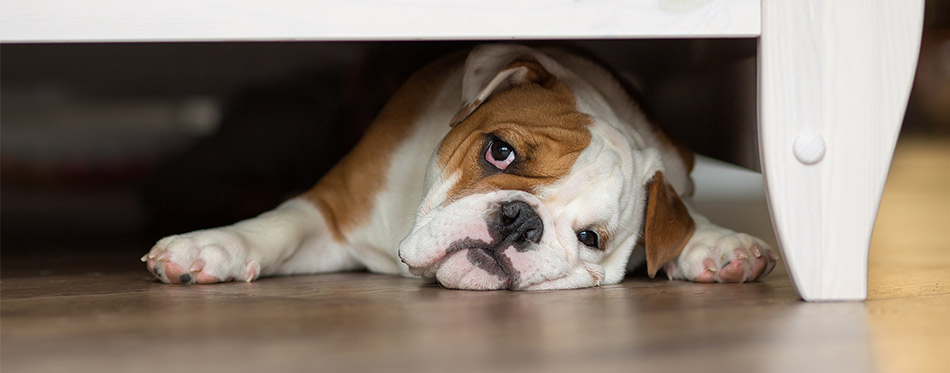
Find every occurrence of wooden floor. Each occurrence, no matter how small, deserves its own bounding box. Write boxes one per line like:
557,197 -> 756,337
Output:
2,137 -> 948,373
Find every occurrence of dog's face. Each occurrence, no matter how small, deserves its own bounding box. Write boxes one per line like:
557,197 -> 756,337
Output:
398,46 -> 694,290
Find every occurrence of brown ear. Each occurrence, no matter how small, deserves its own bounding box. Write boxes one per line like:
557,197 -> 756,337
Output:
644,171 -> 695,278
449,54 -> 553,127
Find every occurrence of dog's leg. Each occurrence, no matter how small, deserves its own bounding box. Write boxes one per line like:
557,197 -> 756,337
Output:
663,211 -> 778,283
142,198 -> 360,284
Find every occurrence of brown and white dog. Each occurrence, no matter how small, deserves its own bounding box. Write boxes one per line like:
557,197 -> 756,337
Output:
142,44 -> 776,290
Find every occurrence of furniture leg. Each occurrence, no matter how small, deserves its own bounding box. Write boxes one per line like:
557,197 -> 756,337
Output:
758,0 -> 925,301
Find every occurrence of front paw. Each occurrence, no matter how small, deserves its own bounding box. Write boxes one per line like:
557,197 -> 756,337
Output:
665,231 -> 778,283
142,229 -> 261,284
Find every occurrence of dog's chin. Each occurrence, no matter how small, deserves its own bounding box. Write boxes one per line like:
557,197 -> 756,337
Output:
434,249 -> 512,290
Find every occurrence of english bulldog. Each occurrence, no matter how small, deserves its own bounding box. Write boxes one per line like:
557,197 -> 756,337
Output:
142,44 -> 777,290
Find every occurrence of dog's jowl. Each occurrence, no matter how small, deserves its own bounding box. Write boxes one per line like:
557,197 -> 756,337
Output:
143,44 -> 776,290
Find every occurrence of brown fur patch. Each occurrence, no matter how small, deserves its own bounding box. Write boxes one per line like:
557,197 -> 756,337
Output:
643,171 -> 695,278
302,53 -> 465,241
437,78 -> 592,202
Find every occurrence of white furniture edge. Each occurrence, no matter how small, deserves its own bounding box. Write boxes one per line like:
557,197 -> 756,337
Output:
0,0 -> 759,42
759,0 -> 924,301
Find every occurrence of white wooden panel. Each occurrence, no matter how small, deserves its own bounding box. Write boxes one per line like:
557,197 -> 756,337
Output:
759,0 -> 924,301
0,0 -> 759,43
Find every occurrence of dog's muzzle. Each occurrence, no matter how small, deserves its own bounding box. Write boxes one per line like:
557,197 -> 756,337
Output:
398,191 -> 559,289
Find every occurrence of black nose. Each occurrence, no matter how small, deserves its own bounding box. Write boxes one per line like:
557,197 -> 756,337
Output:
491,200 -> 543,250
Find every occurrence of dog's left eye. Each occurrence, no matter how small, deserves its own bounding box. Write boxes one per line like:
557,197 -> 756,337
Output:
485,139 -> 516,170
577,230 -> 600,249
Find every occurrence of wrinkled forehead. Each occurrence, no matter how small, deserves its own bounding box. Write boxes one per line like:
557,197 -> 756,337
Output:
434,81 -> 593,200
543,122 -> 637,208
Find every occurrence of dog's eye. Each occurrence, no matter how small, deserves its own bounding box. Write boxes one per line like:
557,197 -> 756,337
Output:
577,230 -> 600,249
485,139 -> 516,170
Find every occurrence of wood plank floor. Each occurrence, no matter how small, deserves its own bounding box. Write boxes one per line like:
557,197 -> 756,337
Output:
2,137 -> 948,373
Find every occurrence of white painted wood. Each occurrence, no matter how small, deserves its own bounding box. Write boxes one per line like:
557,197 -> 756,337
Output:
759,0 -> 924,301
0,0 -> 759,43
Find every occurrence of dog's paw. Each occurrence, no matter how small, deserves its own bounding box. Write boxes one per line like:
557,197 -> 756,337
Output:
664,229 -> 778,283
142,229 -> 261,284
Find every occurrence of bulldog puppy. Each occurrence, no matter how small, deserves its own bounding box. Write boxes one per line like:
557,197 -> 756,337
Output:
143,44 -> 777,290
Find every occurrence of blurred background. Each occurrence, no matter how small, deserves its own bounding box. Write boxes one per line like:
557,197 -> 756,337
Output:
1,2 -> 947,273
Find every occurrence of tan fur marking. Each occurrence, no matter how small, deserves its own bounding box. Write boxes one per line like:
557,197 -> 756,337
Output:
643,171 -> 695,278
302,53 -> 465,242
449,55 -> 553,127
437,78 -> 592,202
449,99 -> 480,127
506,55 -> 552,86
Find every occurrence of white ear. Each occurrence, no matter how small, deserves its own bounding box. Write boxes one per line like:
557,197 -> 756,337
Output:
449,45 -> 555,126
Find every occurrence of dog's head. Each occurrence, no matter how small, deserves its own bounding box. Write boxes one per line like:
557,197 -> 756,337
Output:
398,45 -> 694,290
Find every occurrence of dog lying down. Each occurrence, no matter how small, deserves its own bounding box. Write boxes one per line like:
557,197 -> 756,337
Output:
143,44 -> 777,290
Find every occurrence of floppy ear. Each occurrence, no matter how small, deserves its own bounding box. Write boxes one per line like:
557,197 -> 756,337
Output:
643,171 -> 695,278
449,52 -> 553,127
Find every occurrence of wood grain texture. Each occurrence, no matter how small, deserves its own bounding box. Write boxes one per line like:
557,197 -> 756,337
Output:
867,138 -> 950,373
758,0 -> 925,301
2,137 -> 948,373
0,0 -> 759,43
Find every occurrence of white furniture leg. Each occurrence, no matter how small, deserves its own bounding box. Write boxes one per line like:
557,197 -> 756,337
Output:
759,0 -> 924,301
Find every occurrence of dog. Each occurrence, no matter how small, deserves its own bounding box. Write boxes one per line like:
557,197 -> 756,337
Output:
142,44 -> 777,290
